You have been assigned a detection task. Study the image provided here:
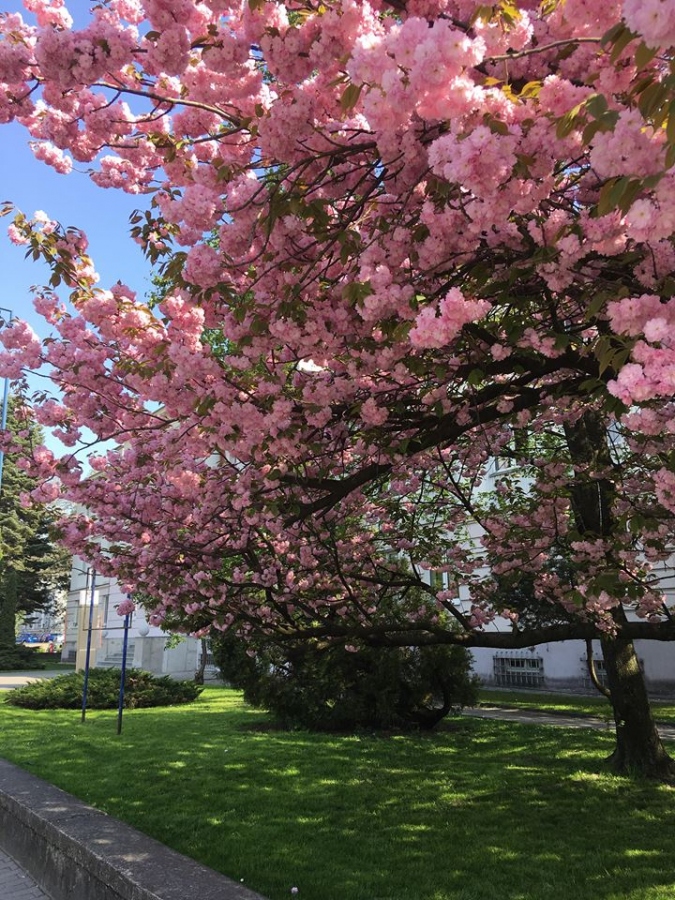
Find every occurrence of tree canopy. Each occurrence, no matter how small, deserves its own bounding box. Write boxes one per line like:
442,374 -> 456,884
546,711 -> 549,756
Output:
2,0 -> 675,774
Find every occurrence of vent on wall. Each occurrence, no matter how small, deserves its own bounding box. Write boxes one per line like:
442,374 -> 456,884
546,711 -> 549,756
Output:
493,652 -> 544,688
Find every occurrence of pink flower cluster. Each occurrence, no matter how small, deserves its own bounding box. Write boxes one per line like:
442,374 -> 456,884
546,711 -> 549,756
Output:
409,290 -> 490,349
1,0 -> 674,651
116,597 -> 136,616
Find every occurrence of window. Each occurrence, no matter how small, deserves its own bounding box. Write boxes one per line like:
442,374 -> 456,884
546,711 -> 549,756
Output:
493,653 -> 544,688
427,569 -> 461,603
581,655 -> 643,689
492,427 -> 533,476
429,570 -> 448,591
581,655 -> 608,690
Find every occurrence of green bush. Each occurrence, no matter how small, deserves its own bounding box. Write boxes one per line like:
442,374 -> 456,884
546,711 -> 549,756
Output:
5,667 -> 203,710
0,644 -> 46,671
212,632 -> 479,731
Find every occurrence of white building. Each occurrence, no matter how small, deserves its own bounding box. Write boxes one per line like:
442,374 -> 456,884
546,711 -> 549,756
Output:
469,640 -> 675,696
431,456 -> 675,696
62,560 -> 215,681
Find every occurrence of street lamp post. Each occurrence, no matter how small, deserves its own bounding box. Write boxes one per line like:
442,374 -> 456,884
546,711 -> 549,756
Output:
0,307 -> 14,495
81,568 -> 97,723
116,609 -> 131,735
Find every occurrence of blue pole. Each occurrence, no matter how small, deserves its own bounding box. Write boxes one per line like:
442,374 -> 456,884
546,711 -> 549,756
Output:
81,569 -> 97,724
0,307 -> 13,495
117,612 -> 131,735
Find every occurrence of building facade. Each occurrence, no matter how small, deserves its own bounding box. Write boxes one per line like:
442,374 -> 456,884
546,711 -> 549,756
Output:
62,560 -> 214,680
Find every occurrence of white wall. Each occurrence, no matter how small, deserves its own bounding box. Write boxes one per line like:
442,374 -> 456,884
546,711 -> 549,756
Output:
62,557 -> 206,680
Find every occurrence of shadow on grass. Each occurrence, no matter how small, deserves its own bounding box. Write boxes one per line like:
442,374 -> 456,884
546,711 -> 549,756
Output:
1,689 -> 674,900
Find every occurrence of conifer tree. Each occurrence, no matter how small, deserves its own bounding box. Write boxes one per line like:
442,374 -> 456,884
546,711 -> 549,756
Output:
0,396 -> 69,649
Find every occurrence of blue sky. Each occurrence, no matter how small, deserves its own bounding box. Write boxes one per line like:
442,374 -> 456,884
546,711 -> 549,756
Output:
0,1 -> 158,455
0,119 -> 155,453
0,121 -> 154,341
1,0 -> 154,340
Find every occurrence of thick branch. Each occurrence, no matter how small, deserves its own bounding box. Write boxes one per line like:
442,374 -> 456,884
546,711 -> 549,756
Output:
288,346 -> 597,521
271,617 -> 675,648
585,637 -> 612,699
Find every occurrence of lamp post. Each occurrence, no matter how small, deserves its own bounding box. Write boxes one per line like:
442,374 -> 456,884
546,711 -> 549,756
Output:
81,567 -> 97,723
116,611 -> 131,735
0,306 -> 14,495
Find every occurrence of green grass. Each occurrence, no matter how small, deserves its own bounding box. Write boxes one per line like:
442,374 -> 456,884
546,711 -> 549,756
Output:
1,686 -> 675,900
479,688 -> 675,724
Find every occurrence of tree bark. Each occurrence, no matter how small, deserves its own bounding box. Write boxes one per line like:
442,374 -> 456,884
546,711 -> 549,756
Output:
564,411 -> 675,781
194,637 -> 209,684
585,638 -> 611,699
600,632 -> 675,781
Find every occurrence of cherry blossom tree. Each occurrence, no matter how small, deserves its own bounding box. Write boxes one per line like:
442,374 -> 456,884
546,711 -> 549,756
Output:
2,0 -> 675,777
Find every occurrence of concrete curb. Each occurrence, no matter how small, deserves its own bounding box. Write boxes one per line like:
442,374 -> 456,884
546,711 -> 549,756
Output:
0,758 -> 268,900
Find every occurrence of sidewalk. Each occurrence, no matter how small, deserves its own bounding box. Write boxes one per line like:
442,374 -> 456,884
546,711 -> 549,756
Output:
463,705 -> 675,741
0,847 -> 51,899
0,670 -> 63,691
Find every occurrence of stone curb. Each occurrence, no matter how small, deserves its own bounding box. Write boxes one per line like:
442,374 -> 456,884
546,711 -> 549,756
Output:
0,758 -> 268,900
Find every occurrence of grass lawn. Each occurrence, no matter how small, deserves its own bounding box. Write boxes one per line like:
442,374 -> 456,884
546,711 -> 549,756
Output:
479,688 -> 675,724
1,687 -> 674,900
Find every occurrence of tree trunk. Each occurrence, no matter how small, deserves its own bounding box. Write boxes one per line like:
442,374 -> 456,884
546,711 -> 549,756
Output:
0,569 -> 17,647
601,633 -> 675,781
563,411 -> 675,780
194,637 -> 209,684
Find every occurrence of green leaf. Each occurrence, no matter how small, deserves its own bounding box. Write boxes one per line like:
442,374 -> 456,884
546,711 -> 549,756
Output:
584,291 -> 609,322
597,176 -> 630,217
667,98 -> 675,147
340,83 -> 363,113
638,81 -> 668,119
585,93 -> 608,119
608,23 -> 637,62
600,21 -> 627,46
487,117 -> 509,135
194,396 -> 216,417
518,80 -> 542,99
556,102 -> 584,139
341,281 -> 372,305
634,41 -> 658,70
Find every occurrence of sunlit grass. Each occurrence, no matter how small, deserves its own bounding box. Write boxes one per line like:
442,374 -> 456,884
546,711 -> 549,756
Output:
0,687 -> 674,899
478,688 -> 675,724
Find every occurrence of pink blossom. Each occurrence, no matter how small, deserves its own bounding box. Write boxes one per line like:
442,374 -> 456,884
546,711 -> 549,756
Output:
622,0 -> 675,48
410,289 -> 490,349
116,597 -> 136,616
3,0 -> 675,703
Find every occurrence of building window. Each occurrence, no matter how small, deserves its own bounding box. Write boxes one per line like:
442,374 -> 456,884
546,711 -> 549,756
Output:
427,568 -> 459,597
581,655 -> 608,690
493,653 -> 544,688
492,427 -> 533,476
580,655 -> 643,690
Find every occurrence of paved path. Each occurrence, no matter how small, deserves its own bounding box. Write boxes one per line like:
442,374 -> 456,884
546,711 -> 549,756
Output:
464,705 -> 675,741
0,670 -> 63,691
0,848 -> 51,899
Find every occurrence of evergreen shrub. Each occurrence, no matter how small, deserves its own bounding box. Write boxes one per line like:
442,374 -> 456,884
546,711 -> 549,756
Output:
0,644 -> 45,671
212,632 -> 478,731
5,667 -> 202,709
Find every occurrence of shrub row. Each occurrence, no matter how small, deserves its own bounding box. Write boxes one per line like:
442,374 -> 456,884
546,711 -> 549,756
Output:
5,667 -> 203,710
0,644 -> 46,671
